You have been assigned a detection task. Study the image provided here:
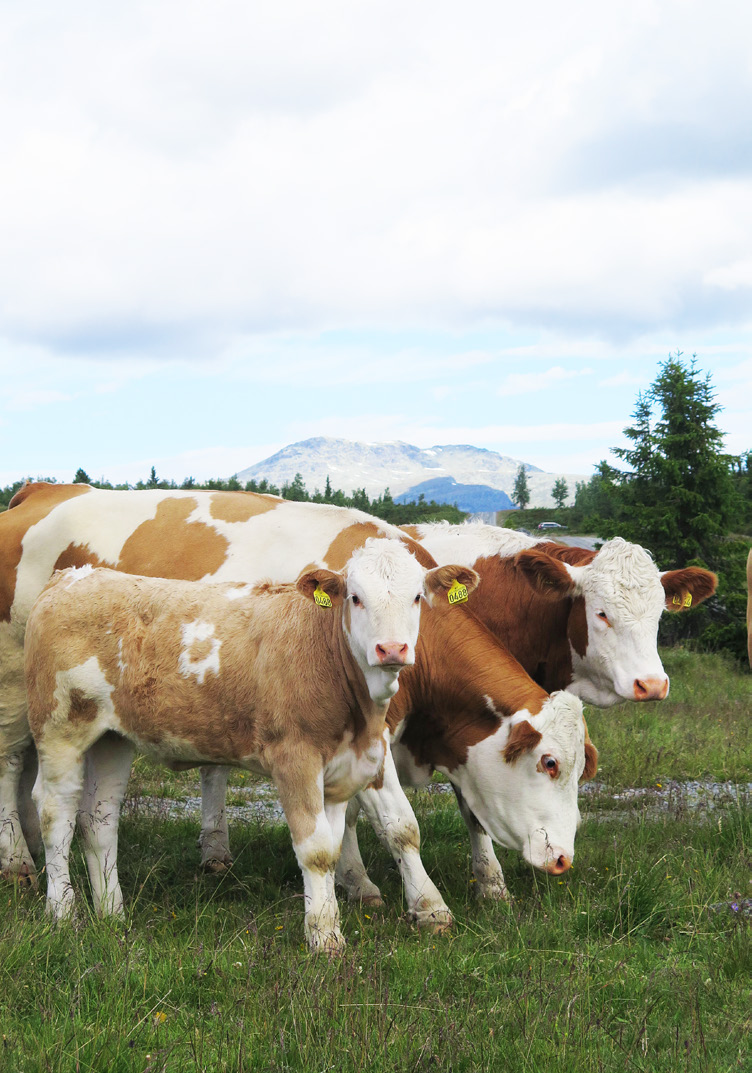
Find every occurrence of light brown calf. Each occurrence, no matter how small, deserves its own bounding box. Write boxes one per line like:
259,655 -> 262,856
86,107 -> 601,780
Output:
25,545 -> 469,951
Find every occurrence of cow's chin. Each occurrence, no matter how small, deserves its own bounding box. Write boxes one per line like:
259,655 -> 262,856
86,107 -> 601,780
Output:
567,676 -> 627,708
361,664 -> 406,705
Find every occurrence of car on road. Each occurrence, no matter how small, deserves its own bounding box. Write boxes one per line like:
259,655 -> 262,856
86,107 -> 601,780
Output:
537,521 -> 568,530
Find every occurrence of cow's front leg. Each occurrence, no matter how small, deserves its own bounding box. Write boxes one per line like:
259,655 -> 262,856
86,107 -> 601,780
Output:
452,784 -> 511,901
0,745 -> 38,887
335,797 -> 385,906
356,747 -> 452,931
199,765 -> 233,872
274,765 -> 346,954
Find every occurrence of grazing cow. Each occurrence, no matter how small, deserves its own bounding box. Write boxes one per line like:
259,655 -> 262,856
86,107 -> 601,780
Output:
401,524 -> 717,705
25,542 -> 467,951
747,548 -> 752,668
336,594 -> 598,906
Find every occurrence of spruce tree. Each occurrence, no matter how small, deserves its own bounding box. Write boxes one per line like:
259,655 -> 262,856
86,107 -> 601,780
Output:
551,478 -> 569,509
513,465 -> 530,509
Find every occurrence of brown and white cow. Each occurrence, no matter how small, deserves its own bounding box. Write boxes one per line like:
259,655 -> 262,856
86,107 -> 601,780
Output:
402,523 -> 717,705
25,542 -> 465,951
336,593 -> 597,906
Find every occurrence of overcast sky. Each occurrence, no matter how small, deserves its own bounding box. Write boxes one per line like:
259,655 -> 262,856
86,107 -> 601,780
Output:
1,0 -> 750,488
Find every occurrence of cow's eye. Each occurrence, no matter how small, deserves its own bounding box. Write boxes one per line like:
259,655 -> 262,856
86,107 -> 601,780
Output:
414,594 -> 422,605
538,754 -> 559,778
351,594 -> 361,607
596,610 -> 610,625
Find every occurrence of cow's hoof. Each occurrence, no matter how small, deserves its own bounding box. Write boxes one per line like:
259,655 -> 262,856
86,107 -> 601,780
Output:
307,930 -> 347,956
359,893 -> 385,909
202,857 -> 233,874
410,908 -> 454,934
475,879 -> 513,902
2,867 -> 38,890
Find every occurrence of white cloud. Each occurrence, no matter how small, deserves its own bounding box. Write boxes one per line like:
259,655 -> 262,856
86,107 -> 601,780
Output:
497,366 -> 592,397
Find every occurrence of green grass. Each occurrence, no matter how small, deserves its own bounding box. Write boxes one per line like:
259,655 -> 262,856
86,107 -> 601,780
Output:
0,649 -> 749,1072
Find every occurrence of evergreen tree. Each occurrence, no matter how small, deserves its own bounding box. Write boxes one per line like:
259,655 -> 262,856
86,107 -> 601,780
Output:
146,466 -> 159,488
551,477 -> 569,509
73,468 -> 92,485
512,465 -> 530,509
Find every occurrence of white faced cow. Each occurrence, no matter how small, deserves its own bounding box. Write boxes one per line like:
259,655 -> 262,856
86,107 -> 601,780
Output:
25,541 -> 464,952
401,523 -> 717,706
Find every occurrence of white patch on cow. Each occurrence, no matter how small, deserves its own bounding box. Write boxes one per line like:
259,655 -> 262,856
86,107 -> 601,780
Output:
410,521 -> 538,568
324,728 -> 387,803
51,656 -> 117,734
564,538 -> 669,705
116,638 -> 127,676
224,584 -> 254,601
342,539 -> 426,705
178,621 -> 221,685
391,741 -> 433,788
62,564 -> 95,588
436,691 -> 585,872
484,694 -> 501,717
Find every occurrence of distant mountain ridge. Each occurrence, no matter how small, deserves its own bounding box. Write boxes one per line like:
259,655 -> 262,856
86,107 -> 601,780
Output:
235,437 -> 587,510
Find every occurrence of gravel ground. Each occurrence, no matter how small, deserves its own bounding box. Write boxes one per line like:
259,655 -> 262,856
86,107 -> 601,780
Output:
124,776 -> 751,827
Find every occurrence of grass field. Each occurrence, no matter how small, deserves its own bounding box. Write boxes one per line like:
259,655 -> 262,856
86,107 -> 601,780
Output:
0,649 -> 749,1072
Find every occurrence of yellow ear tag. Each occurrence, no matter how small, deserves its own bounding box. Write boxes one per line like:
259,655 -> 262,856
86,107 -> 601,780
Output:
313,586 -> 332,608
671,594 -> 682,607
447,579 -> 469,605
683,592 -> 692,609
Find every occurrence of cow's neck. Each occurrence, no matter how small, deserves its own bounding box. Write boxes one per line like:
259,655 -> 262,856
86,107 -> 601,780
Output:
468,556 -> 575,691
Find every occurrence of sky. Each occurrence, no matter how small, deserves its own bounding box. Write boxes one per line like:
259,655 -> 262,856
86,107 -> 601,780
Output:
1,0 -> 751,488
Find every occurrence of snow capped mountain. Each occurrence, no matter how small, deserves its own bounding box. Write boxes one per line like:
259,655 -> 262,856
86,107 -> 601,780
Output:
234,437 -> 588,509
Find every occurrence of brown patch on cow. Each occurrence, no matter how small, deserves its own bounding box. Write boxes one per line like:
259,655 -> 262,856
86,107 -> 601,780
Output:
514,548 -> 577,601
581,741 -> 598,782
8,481 -> 92,511
185,638 -> 216,663
568,596 -> 588,659
209,492 -> 280,523
53,544 -> 108,572
0,482 -> 92,622
661,566 -> 718,612
322,523 -> 437,571
388,821 -> 421,855
68,688 -> 99,724
400,525 -> 421,540
503,720 -> 543,764
536,542 -> 596,567
117,498 -> 229,581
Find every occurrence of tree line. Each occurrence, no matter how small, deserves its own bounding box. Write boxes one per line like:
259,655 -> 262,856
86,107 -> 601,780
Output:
0,468 -> 466,527
542,354 -> 750,661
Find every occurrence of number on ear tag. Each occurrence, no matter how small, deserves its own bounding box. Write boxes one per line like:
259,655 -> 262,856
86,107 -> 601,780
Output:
672,594 -> 682,607
314,586 -> 332,608
447,579 -> 469,605
683,592 -> 692,609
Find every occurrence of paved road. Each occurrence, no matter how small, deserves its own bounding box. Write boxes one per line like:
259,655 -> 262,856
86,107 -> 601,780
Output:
557,535 -> 600,551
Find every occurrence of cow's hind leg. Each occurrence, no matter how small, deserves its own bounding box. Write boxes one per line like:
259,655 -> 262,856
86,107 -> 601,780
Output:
33,743 -> 86,918
356,747 -> 452,931
19,744 -> 42,861
335,797 -> 385,907
274,761 -> 346,954
0,745 -> 38,887
199,765 -> 233,872
78,733 -> 135,917
452,785 -> 511,901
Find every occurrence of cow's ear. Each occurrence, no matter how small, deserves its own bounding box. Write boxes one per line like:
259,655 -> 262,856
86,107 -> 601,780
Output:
580,718 -> 598,783
503,719 -> 543,764
661,567 -> 717,613
424,565 -> 480,607
514,549 -> 581,601
297,568 -> 346,607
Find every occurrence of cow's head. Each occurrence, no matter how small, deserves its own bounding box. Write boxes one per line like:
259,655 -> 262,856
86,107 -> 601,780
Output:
515,538 -> 717,706
298,539 -> 479,705
443,690 -> 595,873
